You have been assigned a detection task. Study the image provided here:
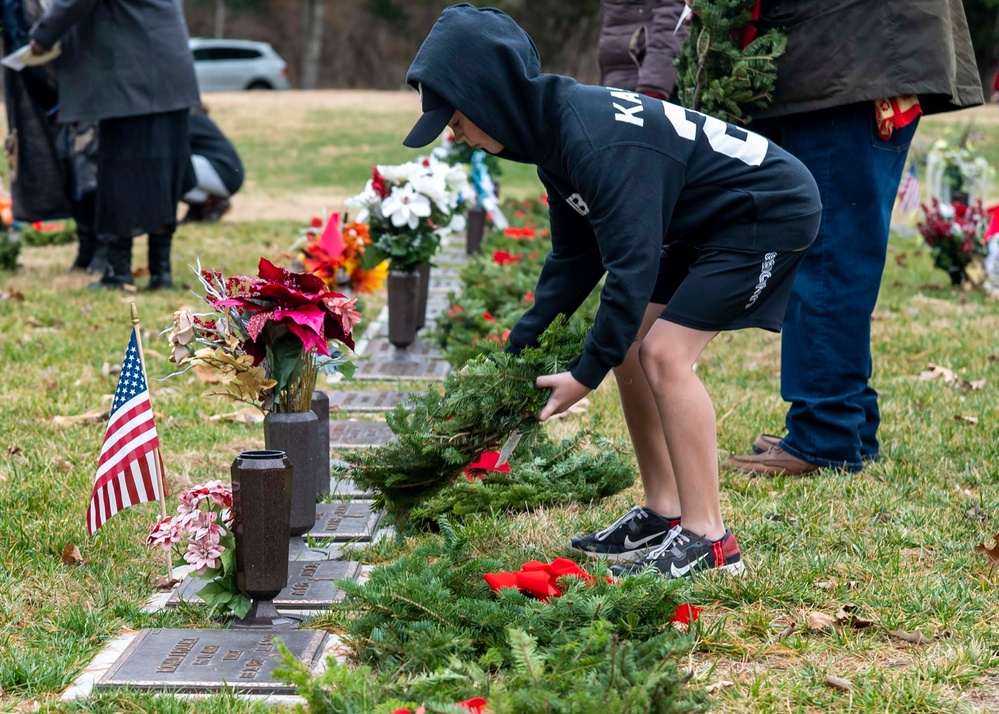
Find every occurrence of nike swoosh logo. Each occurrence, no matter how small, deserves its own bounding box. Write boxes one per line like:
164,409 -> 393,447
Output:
671,553 -> 709,578
623,531 -> 667,549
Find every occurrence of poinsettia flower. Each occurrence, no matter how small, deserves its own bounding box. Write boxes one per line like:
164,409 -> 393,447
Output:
381,184 -> 432,230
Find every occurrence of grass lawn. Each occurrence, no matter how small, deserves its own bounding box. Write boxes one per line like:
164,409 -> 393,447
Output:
1,92 -> 998,713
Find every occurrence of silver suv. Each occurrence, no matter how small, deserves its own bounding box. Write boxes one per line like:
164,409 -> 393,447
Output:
189,38 -> 290,92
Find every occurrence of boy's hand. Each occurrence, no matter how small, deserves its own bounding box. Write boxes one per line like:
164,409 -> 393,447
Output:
535,371 -> 592,422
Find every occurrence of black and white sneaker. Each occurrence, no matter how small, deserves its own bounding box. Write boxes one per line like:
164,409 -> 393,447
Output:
610,525 -> 745,578
568,506 -> 680,563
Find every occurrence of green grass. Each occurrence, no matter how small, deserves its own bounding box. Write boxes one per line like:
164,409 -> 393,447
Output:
1,95 -> 999,712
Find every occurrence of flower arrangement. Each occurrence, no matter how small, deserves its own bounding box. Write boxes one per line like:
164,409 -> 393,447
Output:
167,258 -> 362,413
295,213 -> 388,294
926,134 -> 994,204
146,481 -> 248,617
917,198 -> 989,285
347,157 -> 470,273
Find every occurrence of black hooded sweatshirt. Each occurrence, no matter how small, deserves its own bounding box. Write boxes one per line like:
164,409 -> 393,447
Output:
407,4 -> 821,390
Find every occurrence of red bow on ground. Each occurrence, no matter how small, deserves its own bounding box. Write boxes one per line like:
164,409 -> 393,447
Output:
393,697 -> 487,714
669,603 -> 703,624
484,558 -> 616,602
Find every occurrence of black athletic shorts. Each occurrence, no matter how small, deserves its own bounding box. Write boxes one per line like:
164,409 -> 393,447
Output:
650,213 -> 820,333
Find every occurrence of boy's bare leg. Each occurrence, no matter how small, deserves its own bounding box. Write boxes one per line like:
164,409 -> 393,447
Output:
639,319 -> 726,541
613,303 -> 680,518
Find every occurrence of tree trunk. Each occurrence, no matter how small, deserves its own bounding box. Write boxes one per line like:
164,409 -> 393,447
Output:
213,0 -> 225,38
299,0 -> 325,90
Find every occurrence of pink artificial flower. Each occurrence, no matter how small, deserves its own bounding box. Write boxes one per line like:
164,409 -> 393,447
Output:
184,539 -> 226,576
189,511 -> 226,542
324,294 -> 363,336
146,516 -> 181,552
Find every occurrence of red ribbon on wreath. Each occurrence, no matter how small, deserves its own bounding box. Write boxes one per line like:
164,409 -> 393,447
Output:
484,558 -> 617,602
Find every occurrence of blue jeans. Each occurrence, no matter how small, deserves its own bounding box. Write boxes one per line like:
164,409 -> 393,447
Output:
756,102 -> 918,471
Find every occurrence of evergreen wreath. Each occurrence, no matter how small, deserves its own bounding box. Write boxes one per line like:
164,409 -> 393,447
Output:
342,318 -> 589,523
675,0 -> 786,125
278,523 -> 709,714
410,430 -> 635,526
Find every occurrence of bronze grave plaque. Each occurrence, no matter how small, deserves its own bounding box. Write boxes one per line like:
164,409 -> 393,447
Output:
327,390 -> 411,413
328,420 -> 394,448
94,629 -> 327,695
308,501 -> 380,542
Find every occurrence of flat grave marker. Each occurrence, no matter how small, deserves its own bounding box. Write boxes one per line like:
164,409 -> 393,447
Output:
328,475 -> 376,499
309,501 -> 380,542
327,390 -> 412,413
166,560 -> 361,610
364,337 -> 444,360
329,420 -> 394,448
94,629 -> 327,695
353,358 -> 450,382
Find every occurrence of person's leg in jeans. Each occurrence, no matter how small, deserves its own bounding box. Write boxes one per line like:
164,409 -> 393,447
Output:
764,103 -> 917,469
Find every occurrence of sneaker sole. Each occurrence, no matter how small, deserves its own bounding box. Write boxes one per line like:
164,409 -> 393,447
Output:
567,541 -> 656,563
716,560 -> 746,577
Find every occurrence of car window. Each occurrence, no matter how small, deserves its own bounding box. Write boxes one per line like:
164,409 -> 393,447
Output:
193,47 -> 263,61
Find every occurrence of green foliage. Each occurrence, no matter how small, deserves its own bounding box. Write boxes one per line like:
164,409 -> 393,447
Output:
345,317 -> 588,523
676,0 -> 786,124
0,230 -> 20,271
18,220 -> 77,247
296,526 -> 706,713
411,431 -> 635,525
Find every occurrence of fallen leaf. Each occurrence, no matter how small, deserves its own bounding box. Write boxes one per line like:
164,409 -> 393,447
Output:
102,362 -> 122,377
0,288 -> 24,301
152,577 -> 181,591
823,675 -> 853,692
966,503 -> 987,522
956,486 -> 977,499
56,459 -> 73,473
705,680 -> 735,694
6,445 -> 21,456
61,542 -> 84,566
919,363 -> 986,391
814,581 -> 835,591
836,606 -> 875,629
887,628 -> 932,645
974,534 -> 999,565
874,511 -> 893,523
807,611 -> 836,630
25,316 -> 45,327
765,513 -> 799,525
52,407 -> 109,426
955,414 -> 979,425
900,546 -> 934,559
207,408 -> 265,425
772,622 -> 796,642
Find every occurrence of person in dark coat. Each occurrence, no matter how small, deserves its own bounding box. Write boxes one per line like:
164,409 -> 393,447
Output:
180,105 -> 244,224
30,0 -> 200,289
723,0 -> 982,475
598,0 -> 688,100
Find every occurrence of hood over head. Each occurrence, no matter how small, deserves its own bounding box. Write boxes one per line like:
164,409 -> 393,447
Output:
405,4 -> 573,164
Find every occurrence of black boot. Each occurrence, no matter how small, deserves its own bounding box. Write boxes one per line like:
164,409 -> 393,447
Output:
70,224 -> 96,272
147,231 -> 173,290
87,234 -> 111,275
89,235 -> 134,289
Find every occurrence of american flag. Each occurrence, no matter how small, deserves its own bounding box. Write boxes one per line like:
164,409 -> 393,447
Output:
897,163 -> 921,215
86,331 -> 165,536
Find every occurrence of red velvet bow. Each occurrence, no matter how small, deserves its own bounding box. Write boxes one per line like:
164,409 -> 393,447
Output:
484,558 -> 615,602
463,451 -> 512,482
392,698 -> 487,714
669,603 -> 703,624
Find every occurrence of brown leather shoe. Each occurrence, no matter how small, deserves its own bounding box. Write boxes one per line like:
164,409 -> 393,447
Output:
724,446 -> 820,476
752,433 -> 782,454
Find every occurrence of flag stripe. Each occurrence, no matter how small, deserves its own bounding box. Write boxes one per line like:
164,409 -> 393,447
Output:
87,331 -> 164,536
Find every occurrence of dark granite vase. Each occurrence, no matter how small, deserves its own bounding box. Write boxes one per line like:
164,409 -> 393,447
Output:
263,411 -> 318,537
415,262 -> 431,331
466,206 -> 486,255
311,390 -> 330,497
387,269 -> 419,348
230,449 -> 293,629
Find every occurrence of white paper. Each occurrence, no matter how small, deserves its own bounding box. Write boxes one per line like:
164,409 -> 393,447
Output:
674,5 -> 692,35
2,42 -> 61,71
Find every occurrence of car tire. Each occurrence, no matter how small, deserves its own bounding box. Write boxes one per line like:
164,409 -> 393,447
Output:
246,80 -> 273,90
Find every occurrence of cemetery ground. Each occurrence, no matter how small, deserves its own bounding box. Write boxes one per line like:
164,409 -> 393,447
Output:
1,92 -> 999,713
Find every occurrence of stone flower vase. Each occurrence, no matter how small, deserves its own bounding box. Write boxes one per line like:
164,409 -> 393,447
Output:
263,410 -> 318,538
466,206 -> 486,255
415,262 -> 431,332
311,390 -> 330,497
387,269 -> 420,348
230,449 -> 293,630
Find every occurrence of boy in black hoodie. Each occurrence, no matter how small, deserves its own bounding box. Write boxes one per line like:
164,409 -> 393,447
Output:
403,5 -> 821,578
